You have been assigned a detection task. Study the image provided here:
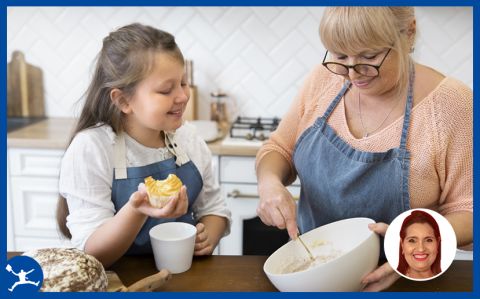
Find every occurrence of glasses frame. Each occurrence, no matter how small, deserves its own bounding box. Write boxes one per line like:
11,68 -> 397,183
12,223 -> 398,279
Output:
322,48 -> 392,77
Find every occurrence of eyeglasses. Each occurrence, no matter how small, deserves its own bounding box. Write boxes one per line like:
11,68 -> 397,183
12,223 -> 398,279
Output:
322,48 -> 392,77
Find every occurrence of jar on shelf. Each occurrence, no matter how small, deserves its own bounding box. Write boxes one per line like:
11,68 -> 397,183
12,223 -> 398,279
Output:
210,90 -> 229,130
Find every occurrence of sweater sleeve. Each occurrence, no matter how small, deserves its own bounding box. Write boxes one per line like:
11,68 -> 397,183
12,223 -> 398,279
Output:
255,65 -> 327,184
433,79 -> 473,215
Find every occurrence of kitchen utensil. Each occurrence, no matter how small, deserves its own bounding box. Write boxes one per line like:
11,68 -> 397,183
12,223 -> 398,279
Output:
184,59 -> 197,121
297,233 -> 315,262
264,218 -> 380,292
7,51 -> 45,117
107,270 -> 171,292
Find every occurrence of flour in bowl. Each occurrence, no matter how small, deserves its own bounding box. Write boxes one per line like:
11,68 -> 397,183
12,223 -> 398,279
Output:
279,241 -> 342,274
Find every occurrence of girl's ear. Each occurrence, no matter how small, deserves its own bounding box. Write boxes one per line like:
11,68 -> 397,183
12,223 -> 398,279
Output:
110,88 -> 132,114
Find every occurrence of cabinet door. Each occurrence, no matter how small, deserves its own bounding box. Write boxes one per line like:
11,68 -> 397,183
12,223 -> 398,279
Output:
7,159 -> 14,251
220,156 -> 257,184
219,183 -> 259,255
9,148 -> 64,177
10,176 -> 62,240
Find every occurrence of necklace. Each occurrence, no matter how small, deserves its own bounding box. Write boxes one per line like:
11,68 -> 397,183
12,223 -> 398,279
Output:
357,91 -> 403,138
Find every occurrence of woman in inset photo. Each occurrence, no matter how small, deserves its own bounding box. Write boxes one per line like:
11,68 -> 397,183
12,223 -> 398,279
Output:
397,210 -> 441,279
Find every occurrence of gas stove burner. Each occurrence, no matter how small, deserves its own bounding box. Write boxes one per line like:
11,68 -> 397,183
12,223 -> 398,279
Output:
229,116 -> 281,141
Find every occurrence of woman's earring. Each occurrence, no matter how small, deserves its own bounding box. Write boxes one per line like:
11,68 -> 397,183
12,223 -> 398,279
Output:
409,47 -> 415,53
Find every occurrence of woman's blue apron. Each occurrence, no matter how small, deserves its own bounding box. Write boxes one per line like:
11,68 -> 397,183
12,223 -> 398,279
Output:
111,132 -> 203,255
293,68 -> 414,236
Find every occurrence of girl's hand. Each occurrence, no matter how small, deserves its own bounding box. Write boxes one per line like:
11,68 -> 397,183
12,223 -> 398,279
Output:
129,184 -> 189,219
362,222 -> 400,292
257,180 -> 298,240
194,222 -> 214,256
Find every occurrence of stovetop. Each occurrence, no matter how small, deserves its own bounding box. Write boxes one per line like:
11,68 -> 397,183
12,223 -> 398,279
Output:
229,116 -> 280,141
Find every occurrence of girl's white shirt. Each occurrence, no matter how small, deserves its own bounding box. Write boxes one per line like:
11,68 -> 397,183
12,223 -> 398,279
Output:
59,122 -> 231,250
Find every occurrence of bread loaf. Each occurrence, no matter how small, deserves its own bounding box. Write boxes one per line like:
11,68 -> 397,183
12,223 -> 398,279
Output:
23,248 -> 108,292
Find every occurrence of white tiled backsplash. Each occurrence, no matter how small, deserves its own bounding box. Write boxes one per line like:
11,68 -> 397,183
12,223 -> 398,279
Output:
7,7 -> 473,119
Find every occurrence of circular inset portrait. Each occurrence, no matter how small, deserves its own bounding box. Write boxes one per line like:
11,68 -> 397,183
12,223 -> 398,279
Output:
384,208 -> 457,281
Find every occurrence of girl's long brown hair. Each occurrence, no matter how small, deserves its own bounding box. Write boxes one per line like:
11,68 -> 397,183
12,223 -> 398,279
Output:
56,23 -> 184,239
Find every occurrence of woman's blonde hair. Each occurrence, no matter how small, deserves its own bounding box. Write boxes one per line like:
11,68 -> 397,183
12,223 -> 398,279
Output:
320,7 -> 416,96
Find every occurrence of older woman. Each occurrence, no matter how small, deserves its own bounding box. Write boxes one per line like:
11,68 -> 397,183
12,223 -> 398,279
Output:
255,7 -> 472,291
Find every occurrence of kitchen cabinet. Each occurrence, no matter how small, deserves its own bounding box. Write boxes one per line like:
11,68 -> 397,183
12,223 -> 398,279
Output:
218,156 -> 300,255
7,148 -> 71,251
7,159 -> 14,251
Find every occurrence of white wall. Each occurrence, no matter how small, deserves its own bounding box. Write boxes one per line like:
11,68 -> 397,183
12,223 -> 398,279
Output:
7,7 -> 473,119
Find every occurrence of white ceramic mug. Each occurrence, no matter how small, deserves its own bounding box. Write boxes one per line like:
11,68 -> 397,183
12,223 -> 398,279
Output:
149,222 -> 197,274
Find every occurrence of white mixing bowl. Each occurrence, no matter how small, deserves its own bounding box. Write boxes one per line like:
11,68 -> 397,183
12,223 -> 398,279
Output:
264,218 -> 380,292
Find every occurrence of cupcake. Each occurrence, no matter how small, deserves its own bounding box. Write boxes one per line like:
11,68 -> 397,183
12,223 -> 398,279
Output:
144,174 -> 183,208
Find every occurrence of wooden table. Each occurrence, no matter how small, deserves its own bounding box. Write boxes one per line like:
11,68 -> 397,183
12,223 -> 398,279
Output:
7,252 -> 472,292
110,255 -> 276,292
112,255 -> 473,292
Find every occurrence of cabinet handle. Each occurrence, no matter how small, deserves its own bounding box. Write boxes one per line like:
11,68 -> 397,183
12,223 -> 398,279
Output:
227,189 -> 258,199
227,189 -> 300,201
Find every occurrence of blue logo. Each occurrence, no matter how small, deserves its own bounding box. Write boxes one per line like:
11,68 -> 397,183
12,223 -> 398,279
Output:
5,256 -> 43,293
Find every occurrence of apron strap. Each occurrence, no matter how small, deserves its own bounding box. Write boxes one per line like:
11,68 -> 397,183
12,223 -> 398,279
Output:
114,133 -> 128,180
113,130 -> 192,179
322,81 -> 351,120
399,62 -> 416,150
164,131 -> 190,166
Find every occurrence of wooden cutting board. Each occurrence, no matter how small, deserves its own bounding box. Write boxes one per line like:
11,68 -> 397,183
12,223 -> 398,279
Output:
7,50 -> 45,117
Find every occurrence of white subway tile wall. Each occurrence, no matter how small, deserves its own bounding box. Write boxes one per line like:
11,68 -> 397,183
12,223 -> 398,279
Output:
7,7 -> 472,119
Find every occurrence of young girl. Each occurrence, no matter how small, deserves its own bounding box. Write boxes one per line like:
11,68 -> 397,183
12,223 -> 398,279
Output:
57,23 -> 231,267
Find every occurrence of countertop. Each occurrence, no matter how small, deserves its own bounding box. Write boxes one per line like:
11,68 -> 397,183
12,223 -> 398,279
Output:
6,252 -> 473,292
6,118 -> 260,156
110,256 -> 474,292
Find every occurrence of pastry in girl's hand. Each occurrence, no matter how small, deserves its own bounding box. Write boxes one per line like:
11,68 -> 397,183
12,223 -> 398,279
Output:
144,174 -> 183,208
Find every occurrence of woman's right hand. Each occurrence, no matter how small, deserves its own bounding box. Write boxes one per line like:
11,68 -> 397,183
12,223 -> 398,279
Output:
257,179 -> 298,240
128,184 -> 189,219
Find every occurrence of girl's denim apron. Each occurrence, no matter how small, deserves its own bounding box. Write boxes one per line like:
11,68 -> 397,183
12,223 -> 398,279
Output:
293,69 -> 414,236
111,132 -> 203,255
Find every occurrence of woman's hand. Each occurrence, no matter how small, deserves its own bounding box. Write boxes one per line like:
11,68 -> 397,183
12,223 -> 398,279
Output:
194,222 -> 214,255
362,222 -> 400,292
257,180 -> 298,240
128,184 -> 189,219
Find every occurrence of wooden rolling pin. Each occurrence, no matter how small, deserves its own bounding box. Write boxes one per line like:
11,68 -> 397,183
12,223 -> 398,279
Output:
107,269 -> 171,292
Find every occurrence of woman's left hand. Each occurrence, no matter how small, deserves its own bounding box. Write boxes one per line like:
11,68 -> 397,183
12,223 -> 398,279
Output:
194,222 -> 214,256
361,222 -> 400,292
